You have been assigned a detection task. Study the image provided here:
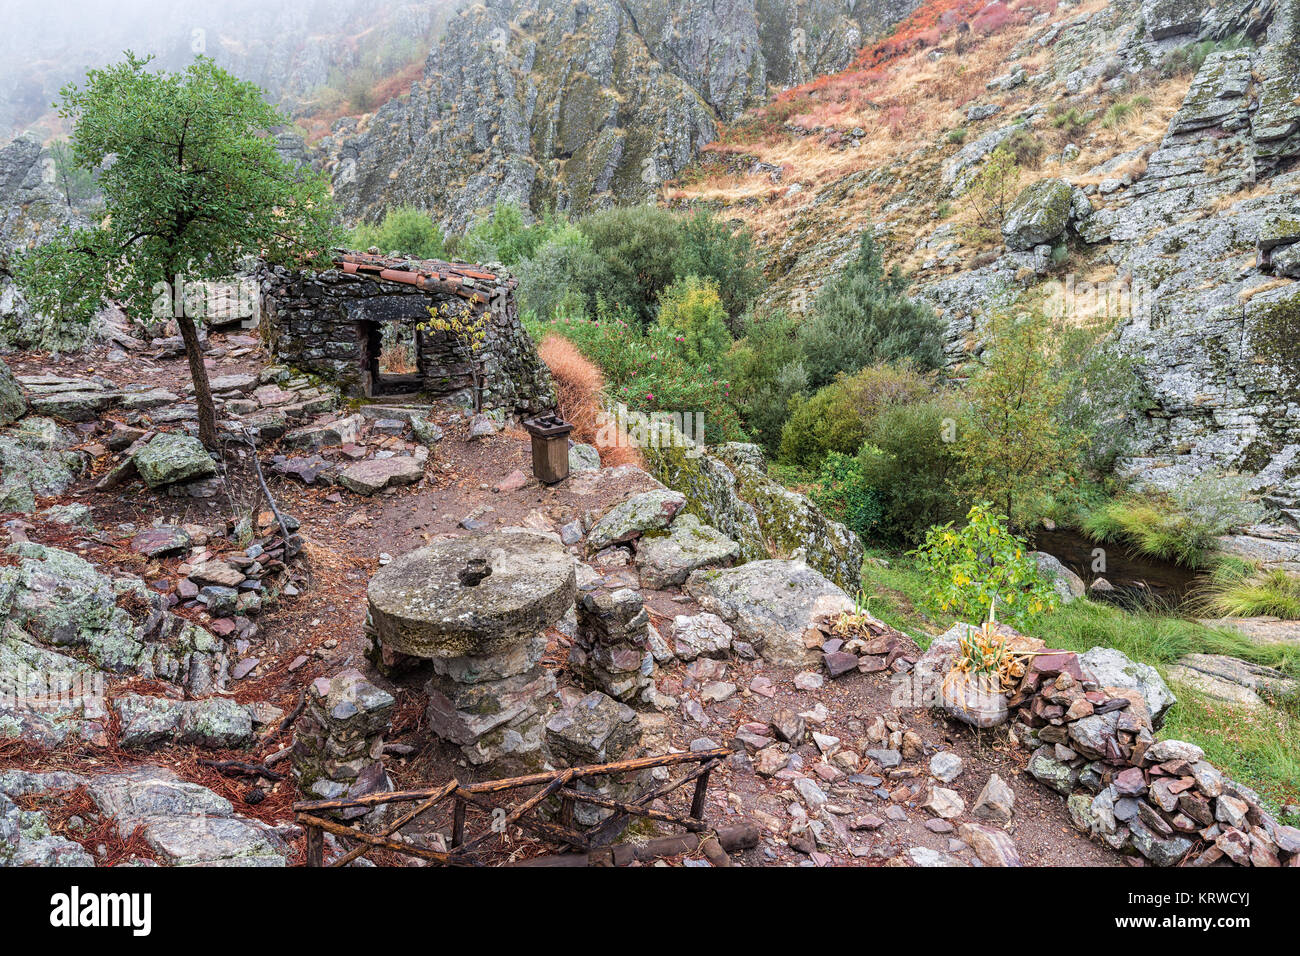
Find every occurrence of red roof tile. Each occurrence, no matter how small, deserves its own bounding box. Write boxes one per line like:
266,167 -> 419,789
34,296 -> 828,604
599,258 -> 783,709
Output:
334,251 -> 514,306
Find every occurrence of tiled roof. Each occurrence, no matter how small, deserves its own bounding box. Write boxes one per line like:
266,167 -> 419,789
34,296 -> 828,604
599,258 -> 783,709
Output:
334,251 -> 516,307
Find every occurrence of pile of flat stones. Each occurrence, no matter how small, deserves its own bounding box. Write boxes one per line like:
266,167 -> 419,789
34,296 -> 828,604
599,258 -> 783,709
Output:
291,669 -> 396,818
366,530 -> 575,776
1011,649 -> 1300,867
127,511 -> 304,649
570,587 -> 654,704
545,689 -> 644,827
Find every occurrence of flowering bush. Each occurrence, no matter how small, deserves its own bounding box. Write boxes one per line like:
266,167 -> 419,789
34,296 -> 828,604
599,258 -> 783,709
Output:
538,300 -> 742,442
656,275 -> 732,366
912,503 -> 1059,628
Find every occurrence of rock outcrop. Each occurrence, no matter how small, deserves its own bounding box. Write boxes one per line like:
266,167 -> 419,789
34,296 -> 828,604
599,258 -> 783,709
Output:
684,559 -> 856,666
0,137 -> 92,352
326,0 -> 917,225
643,433 -> 864,592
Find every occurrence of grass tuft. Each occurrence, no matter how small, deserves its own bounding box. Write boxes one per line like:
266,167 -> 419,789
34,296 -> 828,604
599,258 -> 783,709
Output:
1200,567 -> 1300,620
1080,498 -> 1218,568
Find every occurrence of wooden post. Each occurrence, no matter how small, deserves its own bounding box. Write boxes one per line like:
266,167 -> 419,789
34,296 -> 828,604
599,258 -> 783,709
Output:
305,824 -> 324,867
559,794 -> 575,830
690,767 -> 711,821
451,796 -> 467,848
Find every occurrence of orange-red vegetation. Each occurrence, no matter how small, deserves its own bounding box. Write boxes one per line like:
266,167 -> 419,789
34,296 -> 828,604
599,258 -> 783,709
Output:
537,335 -> 642,468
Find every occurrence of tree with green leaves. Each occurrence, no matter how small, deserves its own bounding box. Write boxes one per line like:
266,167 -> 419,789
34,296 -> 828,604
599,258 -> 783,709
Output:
955,306 -> 1082,525
15,54 -> 340,448
795,229 -> 945,389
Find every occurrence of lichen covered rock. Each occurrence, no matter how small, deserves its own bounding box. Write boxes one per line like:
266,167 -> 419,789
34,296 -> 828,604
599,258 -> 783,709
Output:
1002,178 -> 1074,250
132,432 -> 217,489
586,489 -> 687,552
642,431 -> 863,592
635,513 -> 739,588
684,559 -> 855,665
0,416 -> 85,512
0,359 -> 23,426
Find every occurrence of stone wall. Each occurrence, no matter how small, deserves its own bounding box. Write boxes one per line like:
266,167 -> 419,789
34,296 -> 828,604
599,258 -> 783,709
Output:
259,255 -> 554,417
1010,647 -> 1298,866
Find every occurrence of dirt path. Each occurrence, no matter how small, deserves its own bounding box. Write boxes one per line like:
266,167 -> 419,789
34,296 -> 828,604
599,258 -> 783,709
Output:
3,333 -> 1124,866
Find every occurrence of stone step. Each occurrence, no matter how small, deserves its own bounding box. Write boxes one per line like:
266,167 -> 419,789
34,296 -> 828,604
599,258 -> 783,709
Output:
358,403 -> 435,423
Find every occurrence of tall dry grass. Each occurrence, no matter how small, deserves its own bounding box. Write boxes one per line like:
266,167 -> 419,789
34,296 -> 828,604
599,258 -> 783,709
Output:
537,335 -> 642,468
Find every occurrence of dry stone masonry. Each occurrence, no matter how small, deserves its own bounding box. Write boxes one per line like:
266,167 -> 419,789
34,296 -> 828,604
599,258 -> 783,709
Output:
570,587 -> 655,704
1009,646 -> 1299,866
261,251 -> 553,416
292,669 -> 396,814
366,530 -> 576,775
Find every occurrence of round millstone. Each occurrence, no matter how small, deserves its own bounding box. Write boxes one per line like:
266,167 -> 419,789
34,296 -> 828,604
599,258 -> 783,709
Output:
367,530 -> 576,659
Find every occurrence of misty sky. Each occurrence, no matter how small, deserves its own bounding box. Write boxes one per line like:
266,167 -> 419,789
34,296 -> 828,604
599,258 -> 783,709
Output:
0,0 -> 458,142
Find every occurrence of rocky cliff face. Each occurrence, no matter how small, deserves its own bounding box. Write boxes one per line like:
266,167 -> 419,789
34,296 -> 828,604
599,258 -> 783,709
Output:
676,0 -> 1300,522
326,0 -> 918,225
932,0 -> 1300,521
0,137 -> 91,351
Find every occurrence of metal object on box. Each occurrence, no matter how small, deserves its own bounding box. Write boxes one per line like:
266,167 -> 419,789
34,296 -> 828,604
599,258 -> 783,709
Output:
523,414 -> 574,484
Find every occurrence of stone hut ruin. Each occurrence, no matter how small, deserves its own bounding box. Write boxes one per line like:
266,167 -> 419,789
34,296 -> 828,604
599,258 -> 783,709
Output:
260,251 -> 553,416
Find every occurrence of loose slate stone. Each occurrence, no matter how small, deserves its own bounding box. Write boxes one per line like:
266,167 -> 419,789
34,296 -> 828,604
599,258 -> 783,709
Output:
339,456 -> 425,495
130,524 -> 192,557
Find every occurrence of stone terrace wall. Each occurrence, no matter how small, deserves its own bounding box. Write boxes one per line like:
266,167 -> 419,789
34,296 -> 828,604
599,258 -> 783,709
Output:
259,258 -> 554,417
1010,648 -> 1299,867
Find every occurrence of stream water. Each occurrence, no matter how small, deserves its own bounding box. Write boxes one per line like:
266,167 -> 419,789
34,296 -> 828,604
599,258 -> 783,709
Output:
1032,528 -> 1206,609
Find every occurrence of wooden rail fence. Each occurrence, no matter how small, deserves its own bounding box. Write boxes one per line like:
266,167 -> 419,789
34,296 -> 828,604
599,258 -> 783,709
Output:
293,747 -> 733,867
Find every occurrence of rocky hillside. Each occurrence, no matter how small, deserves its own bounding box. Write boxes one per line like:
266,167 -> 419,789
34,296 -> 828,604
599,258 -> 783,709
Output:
325,0 -> 921,225
0,137 -> 91,352
669,0 -> 1300,522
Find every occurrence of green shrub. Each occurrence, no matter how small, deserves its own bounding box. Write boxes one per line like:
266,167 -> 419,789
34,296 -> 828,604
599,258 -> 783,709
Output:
858,395 -> 966,543
725,310 -> 805,454
1006,129 -> 1045,168
946,128 -> 967,145
459,202 -> 561,266
1168,472 -> 1267,535
1050,106 -> 1095,142
912,503 -> 1060,628
656,275 -> 732,366
515,224 -> 615,319
1082,472 -> 1266,569
956,306 -> 1082,526
540,302 -> 741,442
1159,34 -> 1250,79
810,451 -> 882,538
778,363 -> 932,468
795,230 -> 945,388
674,210 -> 764,324
350,207 -> 446,259
1053,331 -> 1143,477
578,205 -> 683,323
1081,497 -> 1218,568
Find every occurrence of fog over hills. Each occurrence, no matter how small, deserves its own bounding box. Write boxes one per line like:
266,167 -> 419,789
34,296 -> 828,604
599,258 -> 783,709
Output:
0,0 -> 459,143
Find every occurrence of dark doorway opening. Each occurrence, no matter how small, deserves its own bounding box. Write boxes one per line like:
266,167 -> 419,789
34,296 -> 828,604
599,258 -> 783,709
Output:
359,321 -> 422,397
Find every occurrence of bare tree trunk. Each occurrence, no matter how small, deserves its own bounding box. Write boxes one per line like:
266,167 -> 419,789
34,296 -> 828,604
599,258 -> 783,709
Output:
177,313 -> 218,448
